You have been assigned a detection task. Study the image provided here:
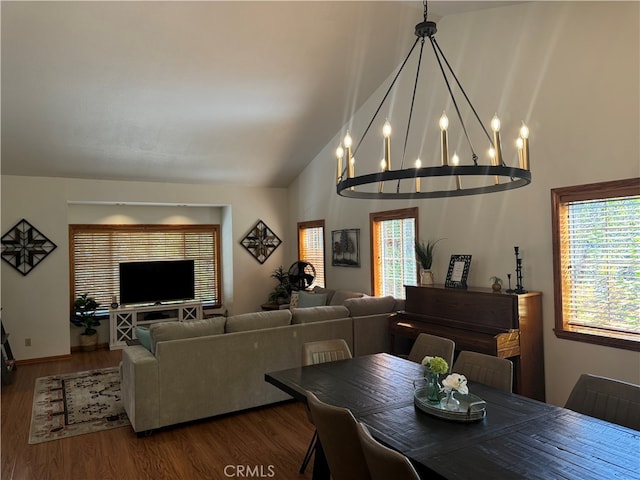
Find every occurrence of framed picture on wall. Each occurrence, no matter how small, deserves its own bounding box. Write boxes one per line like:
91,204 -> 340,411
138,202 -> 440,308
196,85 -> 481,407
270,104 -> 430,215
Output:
445,254 -> 472,289
331,229 -> 360,267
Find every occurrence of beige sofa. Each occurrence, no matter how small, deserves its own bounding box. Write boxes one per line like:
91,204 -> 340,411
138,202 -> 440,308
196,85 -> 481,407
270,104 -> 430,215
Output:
120,295 -> 402,433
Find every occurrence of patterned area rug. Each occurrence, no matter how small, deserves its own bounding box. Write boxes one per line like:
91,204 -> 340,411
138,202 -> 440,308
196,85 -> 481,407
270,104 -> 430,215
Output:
29,367 -> 130,444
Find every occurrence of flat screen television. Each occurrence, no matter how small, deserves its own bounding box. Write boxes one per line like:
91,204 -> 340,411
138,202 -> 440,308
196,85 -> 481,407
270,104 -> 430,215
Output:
119,260 -> 195,305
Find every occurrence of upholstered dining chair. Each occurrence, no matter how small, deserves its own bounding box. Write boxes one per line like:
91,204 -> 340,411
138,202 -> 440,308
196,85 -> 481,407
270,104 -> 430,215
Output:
565,373 -> 640,431
299,339 -> 352,473
407,333 -> 455,371
356,422 -> 420,480
452,350 -> 513,392
306,391 -> 371,480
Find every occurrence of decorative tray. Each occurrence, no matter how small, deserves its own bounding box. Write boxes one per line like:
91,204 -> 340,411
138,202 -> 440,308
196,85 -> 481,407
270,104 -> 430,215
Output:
414,386 -> 486,422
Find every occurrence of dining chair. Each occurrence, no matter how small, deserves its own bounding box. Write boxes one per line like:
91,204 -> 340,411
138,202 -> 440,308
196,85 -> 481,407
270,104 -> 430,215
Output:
565,373 -> 640,431
299,339 -> 353,473
356,422 -> 420,480
452,350 -> 513,392
407,333 -> 455,371
306,391 -> 371,480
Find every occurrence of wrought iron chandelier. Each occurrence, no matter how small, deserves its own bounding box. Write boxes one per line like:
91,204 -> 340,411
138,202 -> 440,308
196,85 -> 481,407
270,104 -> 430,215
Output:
335,1 -> 531,199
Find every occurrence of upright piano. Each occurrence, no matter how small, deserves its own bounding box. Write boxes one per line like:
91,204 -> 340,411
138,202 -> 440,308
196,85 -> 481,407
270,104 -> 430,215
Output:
390,285 -> 545,401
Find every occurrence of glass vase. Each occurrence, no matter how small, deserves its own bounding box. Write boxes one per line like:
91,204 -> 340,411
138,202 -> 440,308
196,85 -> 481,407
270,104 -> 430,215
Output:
441,389 -> 460,411
426,372 -> 442,404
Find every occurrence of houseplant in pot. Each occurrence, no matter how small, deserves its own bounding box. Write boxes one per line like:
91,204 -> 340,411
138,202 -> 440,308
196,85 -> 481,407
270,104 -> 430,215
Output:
71,293 -> 101,351
415,239 -> 442,286
268,266 -> 293,305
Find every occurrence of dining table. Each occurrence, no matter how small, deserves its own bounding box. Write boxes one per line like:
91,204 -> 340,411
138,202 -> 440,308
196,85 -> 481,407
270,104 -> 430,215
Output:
264,353 -> 640,480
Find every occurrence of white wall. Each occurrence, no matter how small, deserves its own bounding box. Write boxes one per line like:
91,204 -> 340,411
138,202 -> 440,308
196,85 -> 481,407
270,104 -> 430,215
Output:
1,176 -> 289,359
287,2 -> 640,406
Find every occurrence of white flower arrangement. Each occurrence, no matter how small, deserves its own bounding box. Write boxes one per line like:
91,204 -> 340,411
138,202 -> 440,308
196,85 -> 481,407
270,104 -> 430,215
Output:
441,373 -> 469,395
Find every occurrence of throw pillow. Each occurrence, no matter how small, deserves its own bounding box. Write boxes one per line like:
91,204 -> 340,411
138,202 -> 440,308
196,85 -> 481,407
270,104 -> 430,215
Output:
134,326 -> 152,351
296,291 -> 327,308
289,291 -> 300,308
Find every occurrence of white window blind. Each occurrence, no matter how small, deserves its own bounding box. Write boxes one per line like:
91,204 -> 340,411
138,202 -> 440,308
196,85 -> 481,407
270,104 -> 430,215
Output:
299,221 -> 325,288
70,225 -> 221,309
371,209 -> 417,299
561,196 -> 639,334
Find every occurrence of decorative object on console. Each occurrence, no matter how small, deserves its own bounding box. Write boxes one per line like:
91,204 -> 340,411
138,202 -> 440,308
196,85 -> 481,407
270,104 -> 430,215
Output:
332,229 -> 360,267
240,220 -> 282,264
508,246 -> 527,294
1,218 -> 57,276
333,0 -> 532,200
415,238 -> 442,285
288,261 -> 316,290
445,255 -> 472,289
490,276 -> 503,291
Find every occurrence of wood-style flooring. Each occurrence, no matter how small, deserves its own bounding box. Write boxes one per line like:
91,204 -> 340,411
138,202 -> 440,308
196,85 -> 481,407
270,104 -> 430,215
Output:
1,348 -> 315,480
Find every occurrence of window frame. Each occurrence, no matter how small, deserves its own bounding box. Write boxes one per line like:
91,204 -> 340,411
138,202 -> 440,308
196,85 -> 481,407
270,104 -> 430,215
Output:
297,219 -> 326,288
370,207 -> 419,298
551,178 -> 639,352
69,224 -> 222,315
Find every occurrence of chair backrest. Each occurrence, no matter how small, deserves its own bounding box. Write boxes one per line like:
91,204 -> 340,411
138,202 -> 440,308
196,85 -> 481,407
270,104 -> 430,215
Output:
407,333 -> 455,371
302,338 -> 352,366
565,373 -> 640,431
356,422 -> 420,480
452,350 -> 513,392
306,391 -> 371,480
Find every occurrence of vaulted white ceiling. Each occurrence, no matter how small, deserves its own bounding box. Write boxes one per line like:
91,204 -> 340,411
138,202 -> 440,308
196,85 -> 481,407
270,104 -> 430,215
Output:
2,1 -> 514,188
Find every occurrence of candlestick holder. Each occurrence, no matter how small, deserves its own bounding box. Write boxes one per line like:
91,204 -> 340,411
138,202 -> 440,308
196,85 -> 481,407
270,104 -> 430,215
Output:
506,273 -> 514,293
513,247 -> 527,294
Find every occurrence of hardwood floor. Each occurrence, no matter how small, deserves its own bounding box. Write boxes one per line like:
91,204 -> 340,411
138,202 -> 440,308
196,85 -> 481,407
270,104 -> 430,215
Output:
1,348 -> 315,480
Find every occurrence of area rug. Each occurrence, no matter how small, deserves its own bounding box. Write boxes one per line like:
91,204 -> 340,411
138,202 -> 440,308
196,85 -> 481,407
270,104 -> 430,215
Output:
29,367 -> 130,444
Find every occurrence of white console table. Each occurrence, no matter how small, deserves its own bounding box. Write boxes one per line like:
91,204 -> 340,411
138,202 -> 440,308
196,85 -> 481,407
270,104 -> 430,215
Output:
109,301 -> 202,349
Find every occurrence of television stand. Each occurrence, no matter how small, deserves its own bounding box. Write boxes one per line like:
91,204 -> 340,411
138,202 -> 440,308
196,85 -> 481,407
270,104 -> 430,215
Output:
109,301 -> 202,349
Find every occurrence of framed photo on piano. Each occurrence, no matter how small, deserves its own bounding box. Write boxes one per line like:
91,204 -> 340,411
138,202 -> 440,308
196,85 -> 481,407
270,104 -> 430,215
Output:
445,254 -> 472,289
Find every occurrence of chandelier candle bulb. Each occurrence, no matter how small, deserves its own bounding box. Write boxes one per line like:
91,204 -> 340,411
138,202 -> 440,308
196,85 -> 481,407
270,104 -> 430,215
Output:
439,112 -> 449,166
516,137 -> 524,169
383,120 -> 392,171
379,159 -> 386,193
451,152 -> 461,189
335,146 -> 344,183
415,158 -> 421,192
520,123 -> 530,170
491,114 -> 502,185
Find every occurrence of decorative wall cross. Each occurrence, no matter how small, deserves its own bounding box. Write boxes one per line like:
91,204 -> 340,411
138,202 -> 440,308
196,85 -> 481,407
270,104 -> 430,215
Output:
1,219 -> 57,276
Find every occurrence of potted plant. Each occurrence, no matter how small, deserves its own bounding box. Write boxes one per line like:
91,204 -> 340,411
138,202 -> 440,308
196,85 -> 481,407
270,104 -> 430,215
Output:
490,276 -> 503,291
268,266 -> 293,305
415,239 -> 442,286
71,293 -> 101,351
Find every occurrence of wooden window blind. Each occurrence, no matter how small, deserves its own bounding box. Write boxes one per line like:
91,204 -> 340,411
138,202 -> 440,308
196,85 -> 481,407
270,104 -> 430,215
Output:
552,178 -> 639,351
370,208 -> 418,299
69,224 -> 221,310
298,220 -> 325,288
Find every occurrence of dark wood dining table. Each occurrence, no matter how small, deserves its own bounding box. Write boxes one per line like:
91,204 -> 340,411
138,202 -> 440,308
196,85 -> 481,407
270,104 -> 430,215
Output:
265,353 -> 640,480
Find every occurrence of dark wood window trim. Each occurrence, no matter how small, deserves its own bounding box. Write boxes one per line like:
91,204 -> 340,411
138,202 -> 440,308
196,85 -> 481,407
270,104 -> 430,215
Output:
551,178 -> 639,352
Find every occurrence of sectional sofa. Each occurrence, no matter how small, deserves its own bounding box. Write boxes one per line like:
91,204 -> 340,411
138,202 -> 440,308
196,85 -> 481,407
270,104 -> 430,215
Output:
120,293 -> 403,433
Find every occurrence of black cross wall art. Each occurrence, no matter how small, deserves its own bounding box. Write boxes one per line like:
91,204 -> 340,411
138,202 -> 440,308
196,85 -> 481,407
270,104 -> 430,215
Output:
1,219 -> 57,276
240,220 -> 281,264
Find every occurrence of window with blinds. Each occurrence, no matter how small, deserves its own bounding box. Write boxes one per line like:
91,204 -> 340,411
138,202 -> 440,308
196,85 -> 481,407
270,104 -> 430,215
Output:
298,220 -> 325,288
552,178 -> 639,351
70,224 -> 221,311
370,208 -> 418,299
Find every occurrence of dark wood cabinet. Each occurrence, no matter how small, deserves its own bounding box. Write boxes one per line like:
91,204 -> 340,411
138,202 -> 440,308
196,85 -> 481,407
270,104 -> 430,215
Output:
389,285 -> 545,401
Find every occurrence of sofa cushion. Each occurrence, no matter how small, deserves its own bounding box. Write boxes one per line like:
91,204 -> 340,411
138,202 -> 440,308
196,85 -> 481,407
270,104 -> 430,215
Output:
149,317 -> 226,354
297,291 -> 328,308
329,289 -> 365,306
312,286 -> 336,304
291,305 -> 350,324
225,310 -> 292,333
134,326 -> 152,351
344,295 -> 397,317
